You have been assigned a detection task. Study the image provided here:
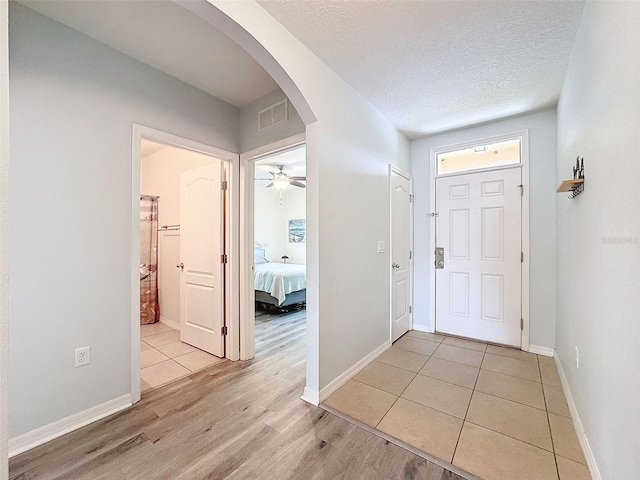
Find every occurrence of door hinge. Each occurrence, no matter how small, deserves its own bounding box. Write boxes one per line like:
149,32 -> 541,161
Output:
409,194 -> 414,203
221,180 -> 228,190
409,306 -> 412,314
521,318 -> 524,330
221,326 -> 228,336
518,184 -> 523,196
409,250 -> 412,260
221,254 -> 228,264
521,252 -> 524,263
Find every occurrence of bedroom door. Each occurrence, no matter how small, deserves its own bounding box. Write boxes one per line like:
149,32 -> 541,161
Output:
179,162 -> 226,357
435,167 -> 522,346
391,168 -> 413,342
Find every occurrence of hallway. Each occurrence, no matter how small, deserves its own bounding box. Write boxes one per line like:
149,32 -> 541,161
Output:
10,312 -> 465,479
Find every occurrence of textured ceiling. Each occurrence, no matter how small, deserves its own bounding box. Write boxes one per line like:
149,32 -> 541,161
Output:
19,1 -> 279,108
20,1 -> 585,137
258,0 -> 585,138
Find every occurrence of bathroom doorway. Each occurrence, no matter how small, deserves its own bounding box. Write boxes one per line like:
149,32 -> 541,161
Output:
132,126 -> 238,399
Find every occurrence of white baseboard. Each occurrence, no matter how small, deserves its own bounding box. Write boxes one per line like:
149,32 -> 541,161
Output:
9,394 -> 131,457
300,386 -> 320,406
318,340 -> 391,403
528,344 -> 554,357
555,355 -> 602,480
159,316 -> 180,331
411,324 -> 434,333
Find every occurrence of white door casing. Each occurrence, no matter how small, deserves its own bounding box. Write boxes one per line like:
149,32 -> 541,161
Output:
179,163 -> 225,357
391,167 -> 413,342
435,167 -> 522,346
238,133 -> 306,361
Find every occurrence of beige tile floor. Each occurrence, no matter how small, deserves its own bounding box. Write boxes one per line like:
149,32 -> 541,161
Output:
140,322 -> 225,393
324,331 -> 591,480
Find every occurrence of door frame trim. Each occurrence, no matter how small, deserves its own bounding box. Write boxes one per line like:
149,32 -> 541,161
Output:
428,130 -> 530,350
389,165 -> 414,342
131,124 -> 240,403
239,133 -> 306,361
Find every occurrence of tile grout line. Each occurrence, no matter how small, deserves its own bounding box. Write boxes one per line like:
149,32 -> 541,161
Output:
539,353 -> 562,480
371,333 -> 442,430
461,418 -> 557,454
140,344 -> 170,370
479,363 -> 542,384
372,353 -> 428,430
472,389 -> 547,413
451,346 -> 486,464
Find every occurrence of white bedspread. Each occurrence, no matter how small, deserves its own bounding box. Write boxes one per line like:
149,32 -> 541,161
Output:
254,263 -> 306,305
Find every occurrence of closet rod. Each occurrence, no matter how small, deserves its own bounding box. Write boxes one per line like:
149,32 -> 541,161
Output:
159,224 -> 180,231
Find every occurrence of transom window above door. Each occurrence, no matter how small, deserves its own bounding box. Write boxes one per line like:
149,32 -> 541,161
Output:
436,138 -> 521,176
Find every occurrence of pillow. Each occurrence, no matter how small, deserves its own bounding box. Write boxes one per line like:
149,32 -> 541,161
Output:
254,254 -> 269,264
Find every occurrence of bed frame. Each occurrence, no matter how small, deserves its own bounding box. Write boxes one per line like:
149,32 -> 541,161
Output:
255,289 -> 306,307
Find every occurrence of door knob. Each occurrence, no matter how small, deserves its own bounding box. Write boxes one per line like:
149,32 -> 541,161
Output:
176,262 -> 184,271
392,263 -> 400,269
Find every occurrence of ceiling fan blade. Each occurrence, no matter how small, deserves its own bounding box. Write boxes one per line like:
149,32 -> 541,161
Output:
266,182 -> 274,188
289,176 -> 306,181
290,181 -> 306,188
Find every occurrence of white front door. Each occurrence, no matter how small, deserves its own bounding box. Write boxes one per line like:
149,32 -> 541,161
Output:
435,167 -> 522,346
391,169 -> 412,341
179,163 -> 225,357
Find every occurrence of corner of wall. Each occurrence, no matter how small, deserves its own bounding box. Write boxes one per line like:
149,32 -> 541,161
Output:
1,1 -> 10,477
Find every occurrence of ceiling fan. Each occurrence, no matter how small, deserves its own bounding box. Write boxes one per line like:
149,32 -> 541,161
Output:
266,165 -> 306,189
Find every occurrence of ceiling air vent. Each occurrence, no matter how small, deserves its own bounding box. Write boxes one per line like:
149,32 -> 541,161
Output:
258,99 -> 288,131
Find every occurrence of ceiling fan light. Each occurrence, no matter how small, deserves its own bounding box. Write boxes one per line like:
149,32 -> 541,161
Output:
273,176 -> 289,190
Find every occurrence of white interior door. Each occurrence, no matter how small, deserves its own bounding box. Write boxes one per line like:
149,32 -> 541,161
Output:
435,167 -> 522,346
391,169 -> 412,342
179,162 -> 225,357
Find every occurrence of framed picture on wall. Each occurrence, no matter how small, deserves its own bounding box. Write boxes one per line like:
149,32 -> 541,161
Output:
288,219 -> 306,243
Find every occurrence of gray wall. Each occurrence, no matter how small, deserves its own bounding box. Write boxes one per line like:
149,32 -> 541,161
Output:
239,88 -> 305,153
411,109 -> 557,348
8,4 -> 239,438
555,2 -> 640,477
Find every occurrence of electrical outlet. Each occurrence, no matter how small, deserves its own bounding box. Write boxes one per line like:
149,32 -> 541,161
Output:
377,241 -> 385,253
575,346 -> 579,369
75,346 -> 91,367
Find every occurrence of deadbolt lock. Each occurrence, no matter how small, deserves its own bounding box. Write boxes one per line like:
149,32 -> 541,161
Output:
435,248 -> 445,269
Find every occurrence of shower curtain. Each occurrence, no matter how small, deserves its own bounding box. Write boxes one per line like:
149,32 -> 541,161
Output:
140,195 -> 160,324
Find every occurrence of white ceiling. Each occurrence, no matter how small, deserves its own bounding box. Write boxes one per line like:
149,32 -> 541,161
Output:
255,146 -> 306,181
140,139 -> 166,159
19,0 -> 279,108
21,1 -> 586,139
258,0 -> 585,138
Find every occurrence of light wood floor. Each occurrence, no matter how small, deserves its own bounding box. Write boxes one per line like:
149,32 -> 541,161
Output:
10,310 -> 465,480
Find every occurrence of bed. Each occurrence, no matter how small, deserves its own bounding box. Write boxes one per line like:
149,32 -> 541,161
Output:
254,244 -> 306,307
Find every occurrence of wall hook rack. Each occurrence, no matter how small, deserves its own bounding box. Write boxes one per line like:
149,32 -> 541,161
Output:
557,156 -> 585,199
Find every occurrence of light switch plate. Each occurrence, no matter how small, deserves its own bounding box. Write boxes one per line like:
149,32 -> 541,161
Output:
377,241 -> 385,253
